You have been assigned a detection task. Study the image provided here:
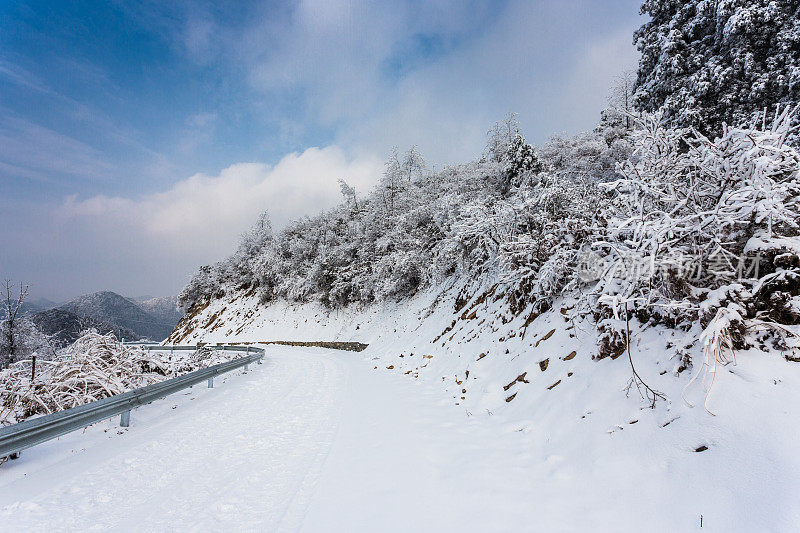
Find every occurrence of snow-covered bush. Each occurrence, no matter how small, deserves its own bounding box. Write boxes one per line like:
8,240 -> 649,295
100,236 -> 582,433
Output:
591,107 -> 800,356
0,331 -> 232,425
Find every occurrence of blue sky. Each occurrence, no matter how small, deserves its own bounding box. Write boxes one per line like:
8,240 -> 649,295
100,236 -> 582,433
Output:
0,0 -> 643,300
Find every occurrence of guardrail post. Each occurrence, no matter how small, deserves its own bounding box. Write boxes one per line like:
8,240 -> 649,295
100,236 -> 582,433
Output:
207,377 -> 213,388
120,410 -> 131,427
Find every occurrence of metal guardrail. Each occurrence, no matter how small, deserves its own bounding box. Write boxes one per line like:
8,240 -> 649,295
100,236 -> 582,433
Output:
0,344 -> 264,458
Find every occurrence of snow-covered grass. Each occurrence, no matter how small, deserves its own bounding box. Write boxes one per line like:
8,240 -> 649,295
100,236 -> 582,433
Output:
0,331 -> 234,426
167,280 -> 800,531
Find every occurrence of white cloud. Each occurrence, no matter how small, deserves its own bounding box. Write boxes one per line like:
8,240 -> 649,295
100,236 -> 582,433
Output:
333,1 -> 643,163
54,146 -> 380,292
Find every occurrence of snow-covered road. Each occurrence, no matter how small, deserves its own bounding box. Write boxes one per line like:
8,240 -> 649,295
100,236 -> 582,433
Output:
2,345 -> 794,532
0,347 -> 345,530
0,346 -> 542,531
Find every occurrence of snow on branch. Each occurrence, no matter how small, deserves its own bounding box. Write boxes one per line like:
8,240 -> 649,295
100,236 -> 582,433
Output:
0,331 -> 232,425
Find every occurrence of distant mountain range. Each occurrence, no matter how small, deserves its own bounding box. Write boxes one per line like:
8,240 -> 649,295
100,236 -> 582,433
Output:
27,291 -> 183,345
136,296 -> 184,328
32,308 -> 139,348
18,297 -> 60,316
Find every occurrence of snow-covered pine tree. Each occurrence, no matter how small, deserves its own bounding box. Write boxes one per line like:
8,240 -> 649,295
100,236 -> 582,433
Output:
486,113 -> 542,194
338,178 -> 359,213
633,0 -> 800,139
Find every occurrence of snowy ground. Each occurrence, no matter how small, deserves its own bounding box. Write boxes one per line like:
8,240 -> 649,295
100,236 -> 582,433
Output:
4,281 -> 800,532
2,341 -> 798,531
163,283 -> 800,532
0,345 -> 549,532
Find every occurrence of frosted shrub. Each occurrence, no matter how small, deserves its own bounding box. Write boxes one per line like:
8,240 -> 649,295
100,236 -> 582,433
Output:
593,107 -> 800,356
0,331 -> 232,425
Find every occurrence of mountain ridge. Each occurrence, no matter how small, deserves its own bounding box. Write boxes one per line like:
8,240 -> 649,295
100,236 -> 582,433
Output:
32,308 -> 139,347
58,291 -> 181,341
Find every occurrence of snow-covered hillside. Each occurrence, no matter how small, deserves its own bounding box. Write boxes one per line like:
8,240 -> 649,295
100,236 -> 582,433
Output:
169,279 -> 800,531
159,102 -> 800,532
136,295 -> 184,328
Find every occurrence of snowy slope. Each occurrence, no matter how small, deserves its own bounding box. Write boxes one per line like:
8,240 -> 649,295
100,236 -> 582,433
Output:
167,281 -> 800,531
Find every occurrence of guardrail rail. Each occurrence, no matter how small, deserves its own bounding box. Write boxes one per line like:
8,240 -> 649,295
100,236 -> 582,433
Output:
0,344 -> 264,458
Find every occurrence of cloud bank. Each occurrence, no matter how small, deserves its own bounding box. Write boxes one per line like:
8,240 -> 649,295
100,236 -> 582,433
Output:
1,147 -> 380,300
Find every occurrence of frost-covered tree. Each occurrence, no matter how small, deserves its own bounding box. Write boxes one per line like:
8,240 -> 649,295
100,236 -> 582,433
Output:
238,211 -> 273,260
229,211 -> 273,289
380,147 -> 403,216
486,113 -> 523,163
604,70 -> 636,130
633,0 -> 800,138
338,178 -> 359,213
401,146 -> 426,183
503,133 -> 541,191
486,113 -> 542,194
1,281 -> 52,369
